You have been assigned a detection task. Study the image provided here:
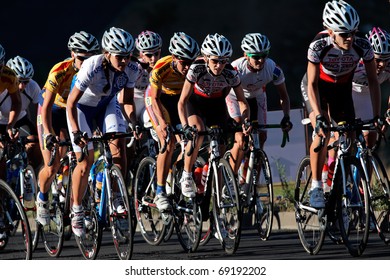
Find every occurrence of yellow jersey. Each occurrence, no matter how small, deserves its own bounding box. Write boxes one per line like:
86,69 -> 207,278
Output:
0,65 -> 19,94
149,55 -> 185,95
43,58 -> 77,108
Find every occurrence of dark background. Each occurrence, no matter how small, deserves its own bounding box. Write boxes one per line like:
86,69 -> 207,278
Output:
1,0 -> 390,161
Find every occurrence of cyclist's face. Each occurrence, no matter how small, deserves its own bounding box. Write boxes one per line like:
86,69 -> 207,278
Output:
107,53 -> 131,71
374,55 -> 389,74
173,56 -> 193,75
141,50 -> 161,68
331,30 -> 355,51
72,52 -> 95,70
206,56 -> 228,75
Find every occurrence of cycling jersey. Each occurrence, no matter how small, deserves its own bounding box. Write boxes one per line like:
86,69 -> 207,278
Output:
134,59 -> 150,121
187,58 -> 240,98
42,58 -> 77,108
74,54 -> 139,107
149,55 -> 186,95
0,65 -> 19,94
0,79 -> 41,125
308,31 -> 374,83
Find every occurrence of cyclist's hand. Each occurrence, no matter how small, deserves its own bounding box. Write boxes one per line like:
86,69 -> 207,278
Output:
315,114 -> 329,137
7,127 -> 19,141
72,131 -> 88,147
157,123 -> 168,139
44,133 -> 58,150
129,122 -> 142,140
280,115 -> 293,132
182,124 -> 195,141
242,118 -> 251,136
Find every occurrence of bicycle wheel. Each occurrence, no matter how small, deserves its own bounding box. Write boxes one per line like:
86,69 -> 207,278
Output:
366,152 -> 390,244
0,179 -> 32,259
134,157 -> 166,245
22,165 -> 39,251
336,156 -> 370,257
295,156 -> 326,255
254,150 -> 274,240
108,165 -> 133,260
211,158 -> 241,254
75,180 -> 101,260
172,160 -> 202,252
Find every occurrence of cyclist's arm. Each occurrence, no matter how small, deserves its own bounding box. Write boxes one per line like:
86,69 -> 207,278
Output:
66,86 -> 84,133
306,61 -> 322,118
118,87 -> 136,127
8,89 -> 21,131
232,84 -> 250,123
41,88 -> 56,136
275,82 -> 290,117
364,59 -> 381,118
178,79 -> 193,127
149,85 -> 167,128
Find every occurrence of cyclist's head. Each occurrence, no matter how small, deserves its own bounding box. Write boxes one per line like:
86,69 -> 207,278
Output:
323,0 -> 360,33
6,56 -> 34,80
102,27 -> 135,56
168,32 -> 199,60
241,33 -> 271,54
136,30 -> 162,53
201,33 -> 233,58
68,31 -> 100,54
367,27 -> 390,58
0,44 -> 5,65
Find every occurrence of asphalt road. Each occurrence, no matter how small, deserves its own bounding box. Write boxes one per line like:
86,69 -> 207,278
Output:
17,227 -> 390,260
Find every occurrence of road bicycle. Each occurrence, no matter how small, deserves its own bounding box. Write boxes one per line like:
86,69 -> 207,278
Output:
0,178 -> 32,259
196,125 -> 241,254
0,135 -> 38,251
353,119 -> 390,244
226,121 -> 289,241
295,120 -> 370,257
77,131 -> 134,260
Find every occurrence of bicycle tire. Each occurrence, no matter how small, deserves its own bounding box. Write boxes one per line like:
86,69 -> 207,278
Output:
366,152 -> 390,244
41,180 -> 64,258
0,179 -> 32,259
134,156 -> 167,246
108,165 -> 133,260
255,149 -> 274,240
336,156 -> 370,257
295,156 -> 326,255
211,158 -> 241,254
22,164 -> 40,251
172,160 -> 202,253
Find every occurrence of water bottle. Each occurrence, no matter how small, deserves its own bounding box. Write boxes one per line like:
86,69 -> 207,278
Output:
95,171 -> 103,202
62,166 -> 69,188
200,163 -> 209,193
194,166 -> 203,194
165,169 -> 172,195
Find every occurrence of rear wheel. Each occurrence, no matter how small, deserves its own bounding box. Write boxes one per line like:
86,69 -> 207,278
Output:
295,156 -> 325,255
134,157 -> 167,246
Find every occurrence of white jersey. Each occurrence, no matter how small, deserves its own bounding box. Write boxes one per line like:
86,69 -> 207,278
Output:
75,54 -> 139,107
229,57 -> 285,99
134,59 -> 150,99
0,79 -> 41,124
352,61 -> 390,120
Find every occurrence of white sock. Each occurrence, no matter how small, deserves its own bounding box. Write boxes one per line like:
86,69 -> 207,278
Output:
72,205 -> 83,213
183,170 -> 192,178
311,179 -> 323,191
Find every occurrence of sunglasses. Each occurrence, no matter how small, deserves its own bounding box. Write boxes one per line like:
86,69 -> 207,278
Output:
111,53 -> 131,60
144,51 -> 160,58
209,58 -> 229,65
177,59 -> 193,67
375,57 -> 390,63
335,31 -> 356,39
19,79 -> 30,85
247,51 -> 269,60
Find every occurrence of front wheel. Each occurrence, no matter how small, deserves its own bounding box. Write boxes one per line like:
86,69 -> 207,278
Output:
211,159 -> 241,254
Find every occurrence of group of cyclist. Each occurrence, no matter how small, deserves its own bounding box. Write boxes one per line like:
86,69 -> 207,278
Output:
0,0 -> 389,246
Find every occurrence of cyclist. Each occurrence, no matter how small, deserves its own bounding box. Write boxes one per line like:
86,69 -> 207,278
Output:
301,0 -> 381,208
3,56 -> 42,171
0,44 -> 22,180
226,33 -> 292,149
178,33 -> 250,197
144,32 -> 199,211
67,27 -> 139,237
352,26 -> 390,146
36,31 -> 100,226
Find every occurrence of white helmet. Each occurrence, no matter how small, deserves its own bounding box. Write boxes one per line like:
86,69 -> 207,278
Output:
201,33 -> 233,58
6,56 -> 34,79
102,27 -> 135,55
68,31 -> 100,53
136,30 -> 162,52
367,27 -> 390,57
323,0 -> 360,32
241,33 -> 271,53
168,32 -> 199,60
0,44 -> 5,63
